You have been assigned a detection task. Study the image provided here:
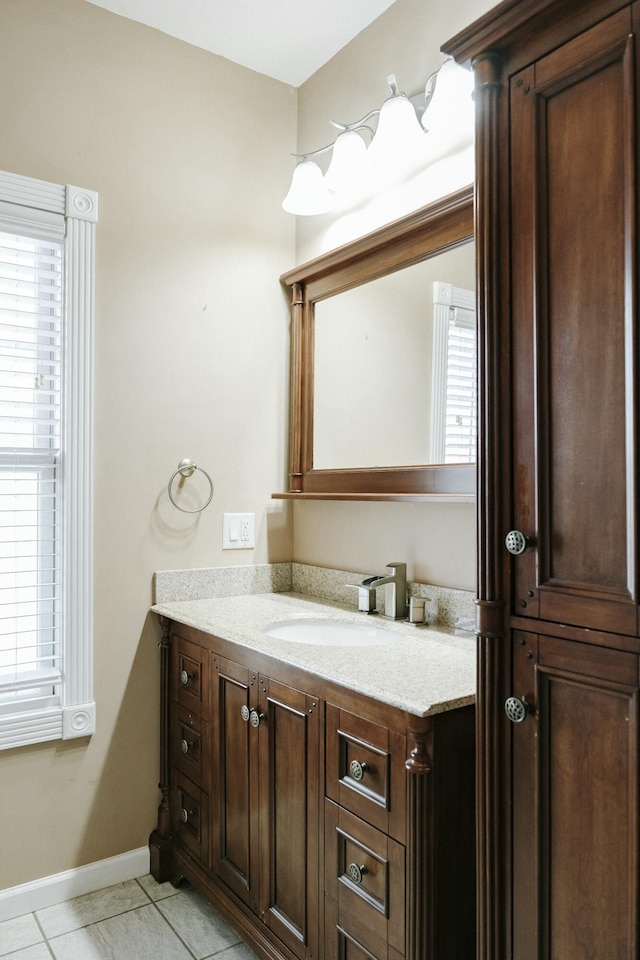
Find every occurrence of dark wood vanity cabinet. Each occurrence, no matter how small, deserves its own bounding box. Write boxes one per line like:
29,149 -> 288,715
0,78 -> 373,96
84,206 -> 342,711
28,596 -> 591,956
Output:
445,1 -> 640,957
323,704 -> 475,960
150,620 -> 475,960
210,655 -> 320,960
156,626 -> 320,960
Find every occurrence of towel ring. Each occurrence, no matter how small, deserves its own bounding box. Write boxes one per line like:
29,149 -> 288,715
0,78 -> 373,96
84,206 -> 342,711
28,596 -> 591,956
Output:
168,458 -> 214,513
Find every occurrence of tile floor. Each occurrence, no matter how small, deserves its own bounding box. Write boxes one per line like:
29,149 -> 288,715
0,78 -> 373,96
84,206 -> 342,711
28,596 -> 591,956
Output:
0,875 -> 259,960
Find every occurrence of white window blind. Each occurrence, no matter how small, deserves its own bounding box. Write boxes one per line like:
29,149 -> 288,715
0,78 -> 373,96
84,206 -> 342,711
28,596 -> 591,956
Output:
0,171 -> 97,750
0,230 -> 63,711
443,306 -> 476,463
430,282 -> 476,464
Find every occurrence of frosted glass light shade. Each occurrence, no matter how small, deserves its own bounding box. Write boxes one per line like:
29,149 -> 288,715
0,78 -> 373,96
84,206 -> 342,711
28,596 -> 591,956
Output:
422,59 -> 474,135
368,94 -> 427,175
282,160 -> 333,215
324,130 -> 372,197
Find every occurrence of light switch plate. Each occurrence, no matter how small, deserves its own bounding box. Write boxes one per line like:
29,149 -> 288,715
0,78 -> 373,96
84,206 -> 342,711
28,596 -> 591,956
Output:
223,512 -> 255,549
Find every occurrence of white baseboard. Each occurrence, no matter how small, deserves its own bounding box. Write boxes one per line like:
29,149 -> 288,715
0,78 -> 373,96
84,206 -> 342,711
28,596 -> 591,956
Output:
0,846 -> 150,923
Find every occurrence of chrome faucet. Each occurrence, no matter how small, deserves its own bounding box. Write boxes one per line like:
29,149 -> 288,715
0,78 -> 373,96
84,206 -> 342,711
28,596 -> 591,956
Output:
354,562 -> 407,619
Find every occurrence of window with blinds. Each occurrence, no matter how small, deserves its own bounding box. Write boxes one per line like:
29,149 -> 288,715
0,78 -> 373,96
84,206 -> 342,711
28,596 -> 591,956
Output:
430,282 -> 476,464
0,231 -> 62,712
443,306 -> 476,463
0,170 -> 96,750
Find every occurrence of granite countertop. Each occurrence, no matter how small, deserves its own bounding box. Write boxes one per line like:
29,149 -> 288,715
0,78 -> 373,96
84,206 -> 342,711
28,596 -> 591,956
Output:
151,591 -> 476,719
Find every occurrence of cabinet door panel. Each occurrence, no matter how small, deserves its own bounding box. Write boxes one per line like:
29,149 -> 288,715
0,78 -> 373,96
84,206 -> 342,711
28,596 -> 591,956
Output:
211,656 -> 260,912
509,9 -> 638,633
259,676 -> 319,960
511,632 -> 640,959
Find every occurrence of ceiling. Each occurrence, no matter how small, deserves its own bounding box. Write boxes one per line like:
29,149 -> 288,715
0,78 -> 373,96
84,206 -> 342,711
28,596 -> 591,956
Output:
84,0 -> 399,87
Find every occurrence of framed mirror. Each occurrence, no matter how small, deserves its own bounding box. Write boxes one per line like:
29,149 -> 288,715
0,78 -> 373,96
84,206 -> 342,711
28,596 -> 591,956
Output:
274,185 -> 475,501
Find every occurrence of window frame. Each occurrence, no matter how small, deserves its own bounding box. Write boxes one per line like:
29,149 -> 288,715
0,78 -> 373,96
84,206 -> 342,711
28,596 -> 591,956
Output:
0,170 -> 96,750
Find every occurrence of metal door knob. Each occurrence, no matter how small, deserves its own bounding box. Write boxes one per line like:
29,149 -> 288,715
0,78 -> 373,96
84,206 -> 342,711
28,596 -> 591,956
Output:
505,530 -> 531,556
349,759 -> 368,781
240,705 -> 251,722
348,863 -> 368,884
180,807 -> 193,824
180,738 -> 193,754
180,669 -> 195,686
249,709 -> 265,728
505,696 -> 529,723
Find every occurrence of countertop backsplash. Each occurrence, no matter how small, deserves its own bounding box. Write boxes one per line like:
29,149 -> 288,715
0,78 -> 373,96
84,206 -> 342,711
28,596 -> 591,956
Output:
153,562 -> 475,630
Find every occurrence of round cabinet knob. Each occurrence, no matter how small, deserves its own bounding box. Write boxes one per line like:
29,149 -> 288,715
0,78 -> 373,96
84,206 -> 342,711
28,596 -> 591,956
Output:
505,696 -> 529,723
349,759 -> 368,781
180,738 -> 193,754
347,863 -> 368,885
249,709 -> 265,728
180,669 -> 195,686
505,530 -> 531,556
180,808 -> 192,824
241,705 -> 251,722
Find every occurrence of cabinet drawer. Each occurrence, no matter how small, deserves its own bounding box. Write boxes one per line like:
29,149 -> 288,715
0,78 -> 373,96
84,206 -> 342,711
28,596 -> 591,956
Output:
324,895 -> 403,960
171,770 -> 209,867
171,634 -> 209,715
326,704 -> 406,841
325,800 -> 405,957
171,703 -> 210,788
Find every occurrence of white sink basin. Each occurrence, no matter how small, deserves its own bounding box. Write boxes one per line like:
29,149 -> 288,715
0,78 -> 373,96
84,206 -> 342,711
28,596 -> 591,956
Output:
263,618 -> 396,647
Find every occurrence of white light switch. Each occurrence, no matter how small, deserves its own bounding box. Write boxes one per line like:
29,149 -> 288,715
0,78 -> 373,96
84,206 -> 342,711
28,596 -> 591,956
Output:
223,513 -> 255,549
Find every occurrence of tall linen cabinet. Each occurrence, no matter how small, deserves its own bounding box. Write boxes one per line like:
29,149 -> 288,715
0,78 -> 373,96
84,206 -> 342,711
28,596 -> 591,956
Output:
445,2 -> 640,958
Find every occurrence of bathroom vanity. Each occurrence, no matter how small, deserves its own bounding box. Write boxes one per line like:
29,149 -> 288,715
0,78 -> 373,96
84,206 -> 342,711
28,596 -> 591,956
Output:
149,592 -> 476,960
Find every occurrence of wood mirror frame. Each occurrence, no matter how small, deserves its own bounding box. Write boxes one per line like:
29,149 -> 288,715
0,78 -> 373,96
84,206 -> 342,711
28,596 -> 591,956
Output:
273,185 -> 475,502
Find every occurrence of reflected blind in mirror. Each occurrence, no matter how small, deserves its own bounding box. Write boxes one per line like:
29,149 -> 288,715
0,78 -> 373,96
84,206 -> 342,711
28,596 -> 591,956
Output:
444,306 -> 476,462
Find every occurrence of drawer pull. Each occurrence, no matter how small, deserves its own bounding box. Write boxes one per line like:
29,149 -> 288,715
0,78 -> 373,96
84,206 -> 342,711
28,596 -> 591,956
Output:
349,759 -> 369,781
348,862 -> 368,885
180,670 -> 196,686
180,807 -> 193,824
505,696 -> 529,723
250,709 -> 265,728
241,705 -> 251,722
505,529 -> 532,556
180,738 -> 193,754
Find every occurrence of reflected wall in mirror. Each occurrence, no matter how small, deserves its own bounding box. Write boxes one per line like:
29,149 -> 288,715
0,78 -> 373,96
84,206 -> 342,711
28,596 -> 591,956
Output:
275,185 -> 476,501
314,242 -> 475,469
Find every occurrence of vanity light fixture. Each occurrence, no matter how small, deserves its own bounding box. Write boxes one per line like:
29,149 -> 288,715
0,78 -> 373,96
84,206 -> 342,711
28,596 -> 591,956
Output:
282,59 -> 474,216
367,75 -> 428,176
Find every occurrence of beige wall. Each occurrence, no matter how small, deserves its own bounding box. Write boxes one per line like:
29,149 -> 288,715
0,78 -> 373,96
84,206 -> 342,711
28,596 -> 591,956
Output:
1,0 -> 493,894
292,0 -> 495,591
0,0 -> 296,890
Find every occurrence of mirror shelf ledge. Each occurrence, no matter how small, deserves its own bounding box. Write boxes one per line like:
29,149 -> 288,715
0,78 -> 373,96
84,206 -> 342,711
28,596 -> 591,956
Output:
271,492 -> 475,503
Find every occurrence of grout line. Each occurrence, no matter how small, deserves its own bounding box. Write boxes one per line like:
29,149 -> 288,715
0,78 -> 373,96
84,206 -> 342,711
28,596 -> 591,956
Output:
32,910 -> 48,943
134,874 -> 182,905
134,876 -> 155,905
3,879 -> 255,960
147,896 -> 199,960
45,902 -> 159,944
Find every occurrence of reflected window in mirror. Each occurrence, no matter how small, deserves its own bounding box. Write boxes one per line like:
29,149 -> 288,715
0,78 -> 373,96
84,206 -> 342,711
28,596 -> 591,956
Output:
430,279 -> 476,463
313,243 -> 475,470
